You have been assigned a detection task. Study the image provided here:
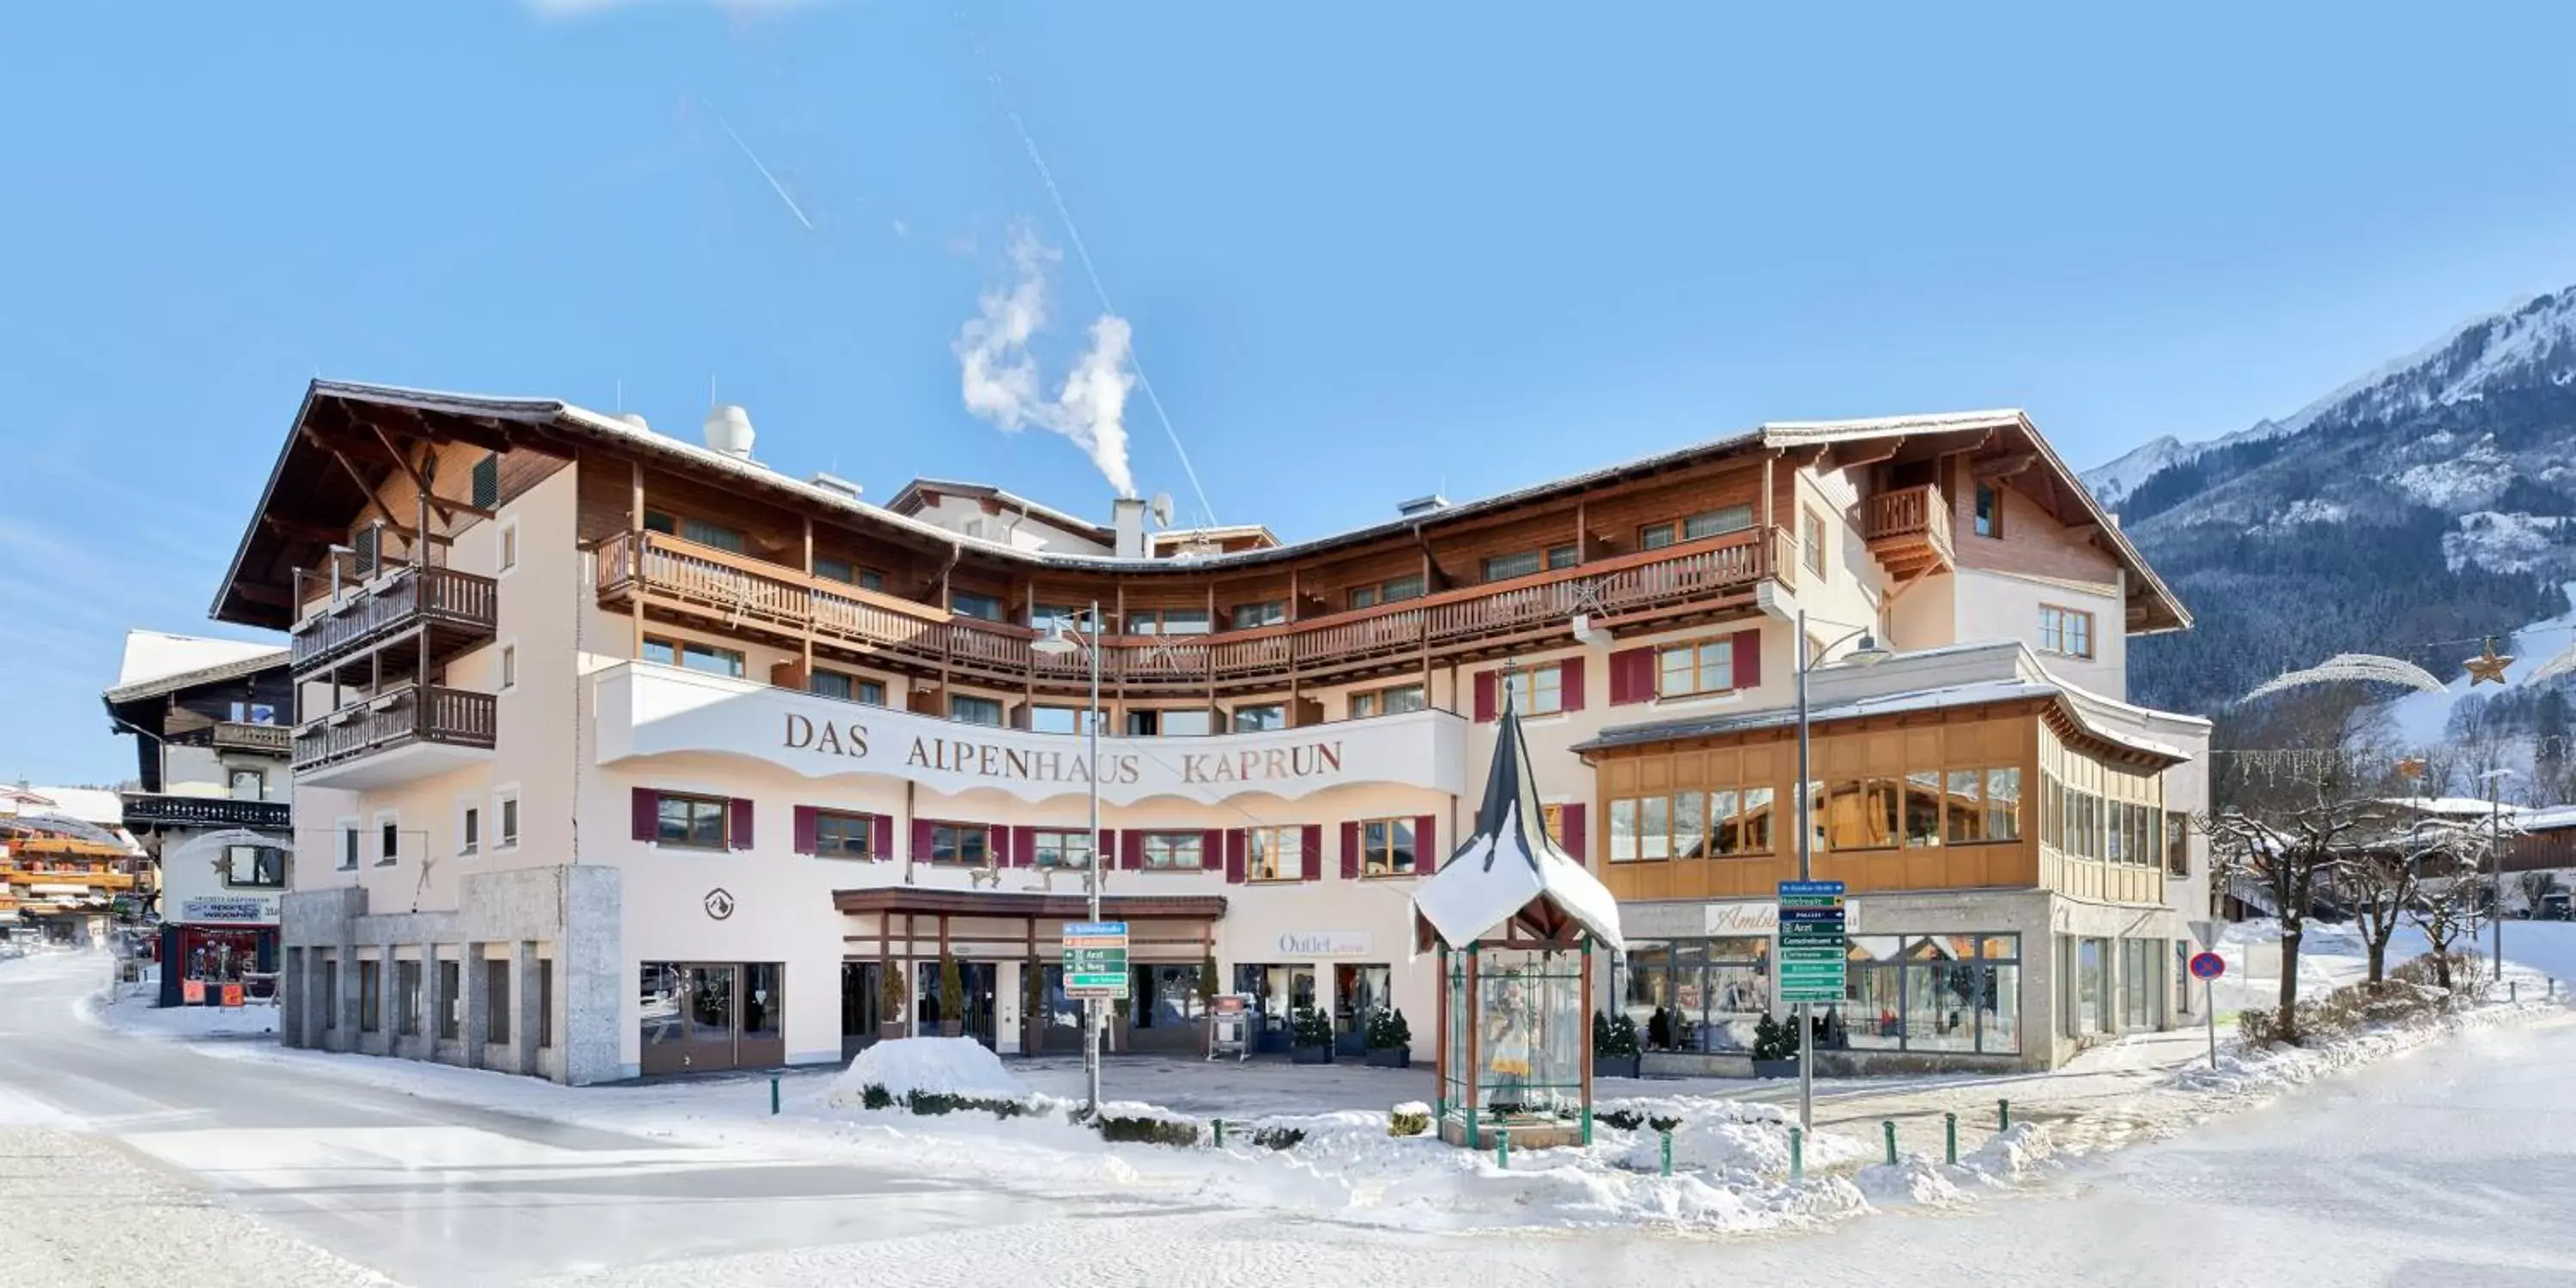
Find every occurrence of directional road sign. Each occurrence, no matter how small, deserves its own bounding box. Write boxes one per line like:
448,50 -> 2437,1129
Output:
1776,881 -> 1847,1005
1062,920 -> 1130,999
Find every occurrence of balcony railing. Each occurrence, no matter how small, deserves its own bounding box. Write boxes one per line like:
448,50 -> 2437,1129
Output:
291,564 -> 500,675
1862,484 -> 1954,575
122,793 -> 292,832
294,683 -> 498,775
0,867 -> 137,891
598,525 -> 1782,690
208,722 -> 292,755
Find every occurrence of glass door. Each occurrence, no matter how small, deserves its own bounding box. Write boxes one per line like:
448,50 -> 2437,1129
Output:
640,963 -> 690,1075
841,961 -> 880,1057
685,964 -> 738,1069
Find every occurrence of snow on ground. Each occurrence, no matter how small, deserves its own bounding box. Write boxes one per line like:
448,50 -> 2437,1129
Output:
2445,509 -> 2574,574
827,1035 -> 1030,1103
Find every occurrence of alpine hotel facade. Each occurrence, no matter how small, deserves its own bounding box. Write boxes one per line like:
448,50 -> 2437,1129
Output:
217,383 -> 2208,1083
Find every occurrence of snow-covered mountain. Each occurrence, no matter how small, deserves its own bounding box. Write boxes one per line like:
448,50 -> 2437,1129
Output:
2089,287 -> 2576,718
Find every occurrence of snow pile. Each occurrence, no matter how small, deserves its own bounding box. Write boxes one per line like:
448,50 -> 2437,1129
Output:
1854,1152 -> 1967,1207
82,993 -> 279,1041
1957,1122 -> 2055,1185
1598,1094 -> 1872,1178
825,1037 -> 1031,1108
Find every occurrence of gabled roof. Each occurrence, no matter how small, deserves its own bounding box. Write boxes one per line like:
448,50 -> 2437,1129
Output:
1412,691 -> 1624,951
884,477 -> 1117,546
103,631 -> 288,704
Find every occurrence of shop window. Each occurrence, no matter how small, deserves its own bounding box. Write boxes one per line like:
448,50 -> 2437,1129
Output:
812,811 -> 876,860
1351,683 -> 1426,719
656,793 -> 730,849
437,961 -> 461,1041
1656,637 -> 1735,696
485,959 -> 511,1046
951,695 -> 1005,726
1141,832 -> 1204,870
323,961 -> 339,1031
1245,827 -> 1303,882
1619,937 -> 1774,1052
1358,817 -> 1418,877
1031,829 -> 1095,869
397,960 -> 422,1036
359,960 -> 381,1032
1826,933 -> 2020,1055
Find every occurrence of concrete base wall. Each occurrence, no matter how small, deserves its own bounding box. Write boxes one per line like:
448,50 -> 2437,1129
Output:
278,865 -> 623,1084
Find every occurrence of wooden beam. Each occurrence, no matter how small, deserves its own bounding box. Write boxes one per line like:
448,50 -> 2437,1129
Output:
230,582 -> 295,608
314,442 -> 422,541
1972,452 -> 2040,480
367,422 -> 496,523
261,513 -> 344,545
1823,435 -> 1903,471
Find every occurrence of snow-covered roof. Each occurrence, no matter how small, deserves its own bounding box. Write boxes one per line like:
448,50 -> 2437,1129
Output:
104,630 -> 287,703
2518,804 -> 2576,833
1412,691 -> 1624,951
2377,797 -> 2525,818
1571,677 -> 2191,763
2,786 -> 128,828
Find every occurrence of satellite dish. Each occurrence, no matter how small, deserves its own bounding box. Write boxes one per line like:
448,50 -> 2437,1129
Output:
1150,492 -> 1174,528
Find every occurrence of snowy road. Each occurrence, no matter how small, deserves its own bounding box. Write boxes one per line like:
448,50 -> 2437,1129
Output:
8,946 -> 2574,1286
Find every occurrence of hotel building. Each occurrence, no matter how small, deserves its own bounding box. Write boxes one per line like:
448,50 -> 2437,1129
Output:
216,382 -> 2206,1082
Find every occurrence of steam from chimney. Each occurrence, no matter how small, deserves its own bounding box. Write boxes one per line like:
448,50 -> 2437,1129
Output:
953,227 -> 1137,498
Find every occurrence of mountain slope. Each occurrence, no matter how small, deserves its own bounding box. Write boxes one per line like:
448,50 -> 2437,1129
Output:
2088,288 -> 2576,718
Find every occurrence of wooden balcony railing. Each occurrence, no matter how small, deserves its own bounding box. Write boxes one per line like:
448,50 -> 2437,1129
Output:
598,524 -> 1782,690
0,867 -> 137,891
291,565 -> 500,674
294,683 -> 498,775
1862,484 -> 1954,577
122,793 -> 293,832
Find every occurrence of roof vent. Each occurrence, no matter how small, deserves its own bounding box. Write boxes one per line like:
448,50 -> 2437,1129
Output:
809,471 -> 862,500
702,404 -> 756,460
617,411 -> 651,431
1396,493 -> 1449,518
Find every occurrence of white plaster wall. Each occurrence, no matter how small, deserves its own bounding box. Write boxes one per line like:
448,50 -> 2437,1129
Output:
1952,567 -> 2128,700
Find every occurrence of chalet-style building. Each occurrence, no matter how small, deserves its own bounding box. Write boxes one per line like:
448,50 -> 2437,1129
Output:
214,382 -> 2207,1082
103,631 -> 295,1002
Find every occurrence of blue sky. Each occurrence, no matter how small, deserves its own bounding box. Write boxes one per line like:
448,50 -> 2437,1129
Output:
4,0 -> 2573,785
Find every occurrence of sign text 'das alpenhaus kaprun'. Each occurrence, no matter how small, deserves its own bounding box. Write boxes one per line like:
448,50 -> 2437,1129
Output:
1061,921 -> 1129,999
1776,880 -> 1847,1005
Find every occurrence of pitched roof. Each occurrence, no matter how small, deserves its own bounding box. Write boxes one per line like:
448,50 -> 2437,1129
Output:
104,630 -> 288,703
1411,691 -> 1625,951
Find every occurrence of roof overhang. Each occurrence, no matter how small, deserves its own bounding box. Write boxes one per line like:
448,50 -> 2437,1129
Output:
830,888 -> 1229,920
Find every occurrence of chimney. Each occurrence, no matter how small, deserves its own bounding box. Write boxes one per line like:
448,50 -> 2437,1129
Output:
809,471 -> 863,501
1396,493 -> 1449,518
1111,496 -> 1148,558
702,404 -> 756,460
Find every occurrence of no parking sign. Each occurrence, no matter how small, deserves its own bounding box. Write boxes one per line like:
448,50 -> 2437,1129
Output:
2189,951 -> 2226,981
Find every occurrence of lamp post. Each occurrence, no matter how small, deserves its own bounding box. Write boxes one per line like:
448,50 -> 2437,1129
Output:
1033,600 -> 1106,1120
2480,768 -> 2512,981
1791,609 -> 1889,1136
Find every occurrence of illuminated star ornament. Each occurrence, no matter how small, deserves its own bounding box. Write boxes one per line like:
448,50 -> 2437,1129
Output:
2464,636 -> 2515,686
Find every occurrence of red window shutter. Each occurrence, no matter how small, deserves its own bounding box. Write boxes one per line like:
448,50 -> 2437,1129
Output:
630,787 -> 657,842
1200,828 -> 1224,871
1224,829 -> 1247,884
1560,803 -> 1588,861
1340,821 -> 1360,880
1012,825 -> 1036,868
1731,627 -> 1764,690
1121,831 -> 1143,870
793,805 -> 817,855
872,814 -> 893,861
1610,647 -> 1655,705
728,799 -> 754,849
1558,656 -> 1587,713
1473,671 -> 1498,722
1300,824 -> 1323,882
912,818 -> 935,863
1415,814 -> 1438,873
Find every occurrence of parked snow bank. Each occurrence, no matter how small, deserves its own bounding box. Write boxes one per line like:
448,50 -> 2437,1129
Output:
826,1037 -> 1031,1107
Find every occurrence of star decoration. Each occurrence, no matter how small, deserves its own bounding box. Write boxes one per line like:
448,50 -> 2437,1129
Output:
2464,637 -> 2514,686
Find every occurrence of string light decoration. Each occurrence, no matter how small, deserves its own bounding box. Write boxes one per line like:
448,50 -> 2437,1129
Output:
2463,636 -> 2515,686
2243,653 -> 2451,702
2524,640 -> 2576,686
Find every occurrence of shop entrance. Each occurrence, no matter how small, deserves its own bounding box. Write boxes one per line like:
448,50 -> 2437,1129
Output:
841,961 -> 883,1058
1234,963 -> 1316,1053
640,962 -> 785,1075
1332,963 -> 1391,1054
1127,963 -> 1208,1054
916,961 -> 998,1048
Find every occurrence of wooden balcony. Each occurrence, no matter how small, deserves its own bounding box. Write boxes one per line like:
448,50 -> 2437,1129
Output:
1862,484 -> 1954,584
294,683 -> 498,787
121,793 -> 293,833
292,565 -> 499,679
597,524 -> 1783,693
0,866 -> 136,891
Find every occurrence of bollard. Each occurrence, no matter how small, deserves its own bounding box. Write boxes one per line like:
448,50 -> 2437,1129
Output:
1659,1129 -> 1674,1177
1945,1112 -> 1958,1166
1497,1130 -> 1510,1170
1881,1120 -> 1898,1166
2511,980 -> 2519,1003
1212,1117 -> 1225,1147
770,1075 -> 781,1116
1789,1127 -> 1804,1182
2551,977 -> 2558,1000
1999,1098 -> 2012,1132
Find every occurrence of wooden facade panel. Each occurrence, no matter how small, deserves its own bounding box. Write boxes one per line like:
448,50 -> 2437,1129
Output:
1949,457 -> 2120,589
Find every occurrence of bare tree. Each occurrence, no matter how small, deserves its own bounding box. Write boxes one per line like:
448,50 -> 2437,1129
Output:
2405,854 -> 2489,993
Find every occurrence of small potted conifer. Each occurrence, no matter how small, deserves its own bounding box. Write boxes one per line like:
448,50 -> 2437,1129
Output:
1750,1012 -> 1801,1078
878,967 -> 909,1042
1593,1009 -> 1643,1078
1290,1005 -> 1335,1065
937,957 -> 966,1038
1364,1007 -> 1413,1068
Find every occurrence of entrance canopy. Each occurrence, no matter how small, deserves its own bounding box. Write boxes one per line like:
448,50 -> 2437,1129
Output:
1412,691 -> 1622,952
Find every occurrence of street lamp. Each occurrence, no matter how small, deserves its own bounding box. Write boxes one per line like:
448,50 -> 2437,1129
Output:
1030,601 -> 1106,1121
2479,767 -> 2512,982
1791,609 -> 1889,1136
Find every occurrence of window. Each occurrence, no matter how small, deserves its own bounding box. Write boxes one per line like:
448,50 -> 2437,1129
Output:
498,520 -> 519,573
1245,827 -> 1303,881
484,959 -> 510,1046
656,793 -> 729,849
225,846 -> 287,888
1358,817 -> 1418,877
951,590 -> 1004,622
338,821 -> 360,871
496,790 -> 520,849
1974,483 -> 2002,538
1656,637 -> 1736,696
1232,600 -> 1286,629
1607,792 -> 1715,861
684,517 -> 746,552
437,960 -> 460,1041
1643,507 -> 1754,550
499,644 -> 517,690
1502,664 -> 1564,715
537,959 -> 554,1048
1802,507 -> 1828,576
1030,705 -> 1088,734
1141,832 -> 1204,870
1548,544 -> 1578,570
1827,778 -> 1901,850
927,822 -> 996,866
859,568 -> 884,592
1127,607 -> 1211,635
359,960 -> 381,1032
813,811 -> 875,859
1638,521 -> 1677,550
951,694 -> 1005,726
397,960 -> 422,1036
1127,708 -> 1213,737
642,637 -> 747,678
1031,829 -> 1094,869
2038,605 -> 2094,659
2166,811 -> 2191,878
460,805 -> 481,855
1832,934 -> 2021,1054
1348,574 -> 1425,610
1484,550 -> 1540,581
228,700 -> 278,726
814,556 -> 856,585
1232,703 -> 1287,732
323,961 -> 339,1032
1351,683 -> 1427,720
378,812 -> 399,866
1712,787 -> 1775,855
228,767 -> 264,801
809,670 -> 884,705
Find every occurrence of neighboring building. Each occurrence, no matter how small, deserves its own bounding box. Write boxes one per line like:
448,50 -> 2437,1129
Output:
1,785 -> 147,945
103,631 -> 295,1002
213,383 -> 2202,1083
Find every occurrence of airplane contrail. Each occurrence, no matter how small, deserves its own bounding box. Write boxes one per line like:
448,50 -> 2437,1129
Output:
703,99 -> 816,232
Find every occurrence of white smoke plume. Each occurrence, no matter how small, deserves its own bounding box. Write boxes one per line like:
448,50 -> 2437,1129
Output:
953,227 -> 1137,498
